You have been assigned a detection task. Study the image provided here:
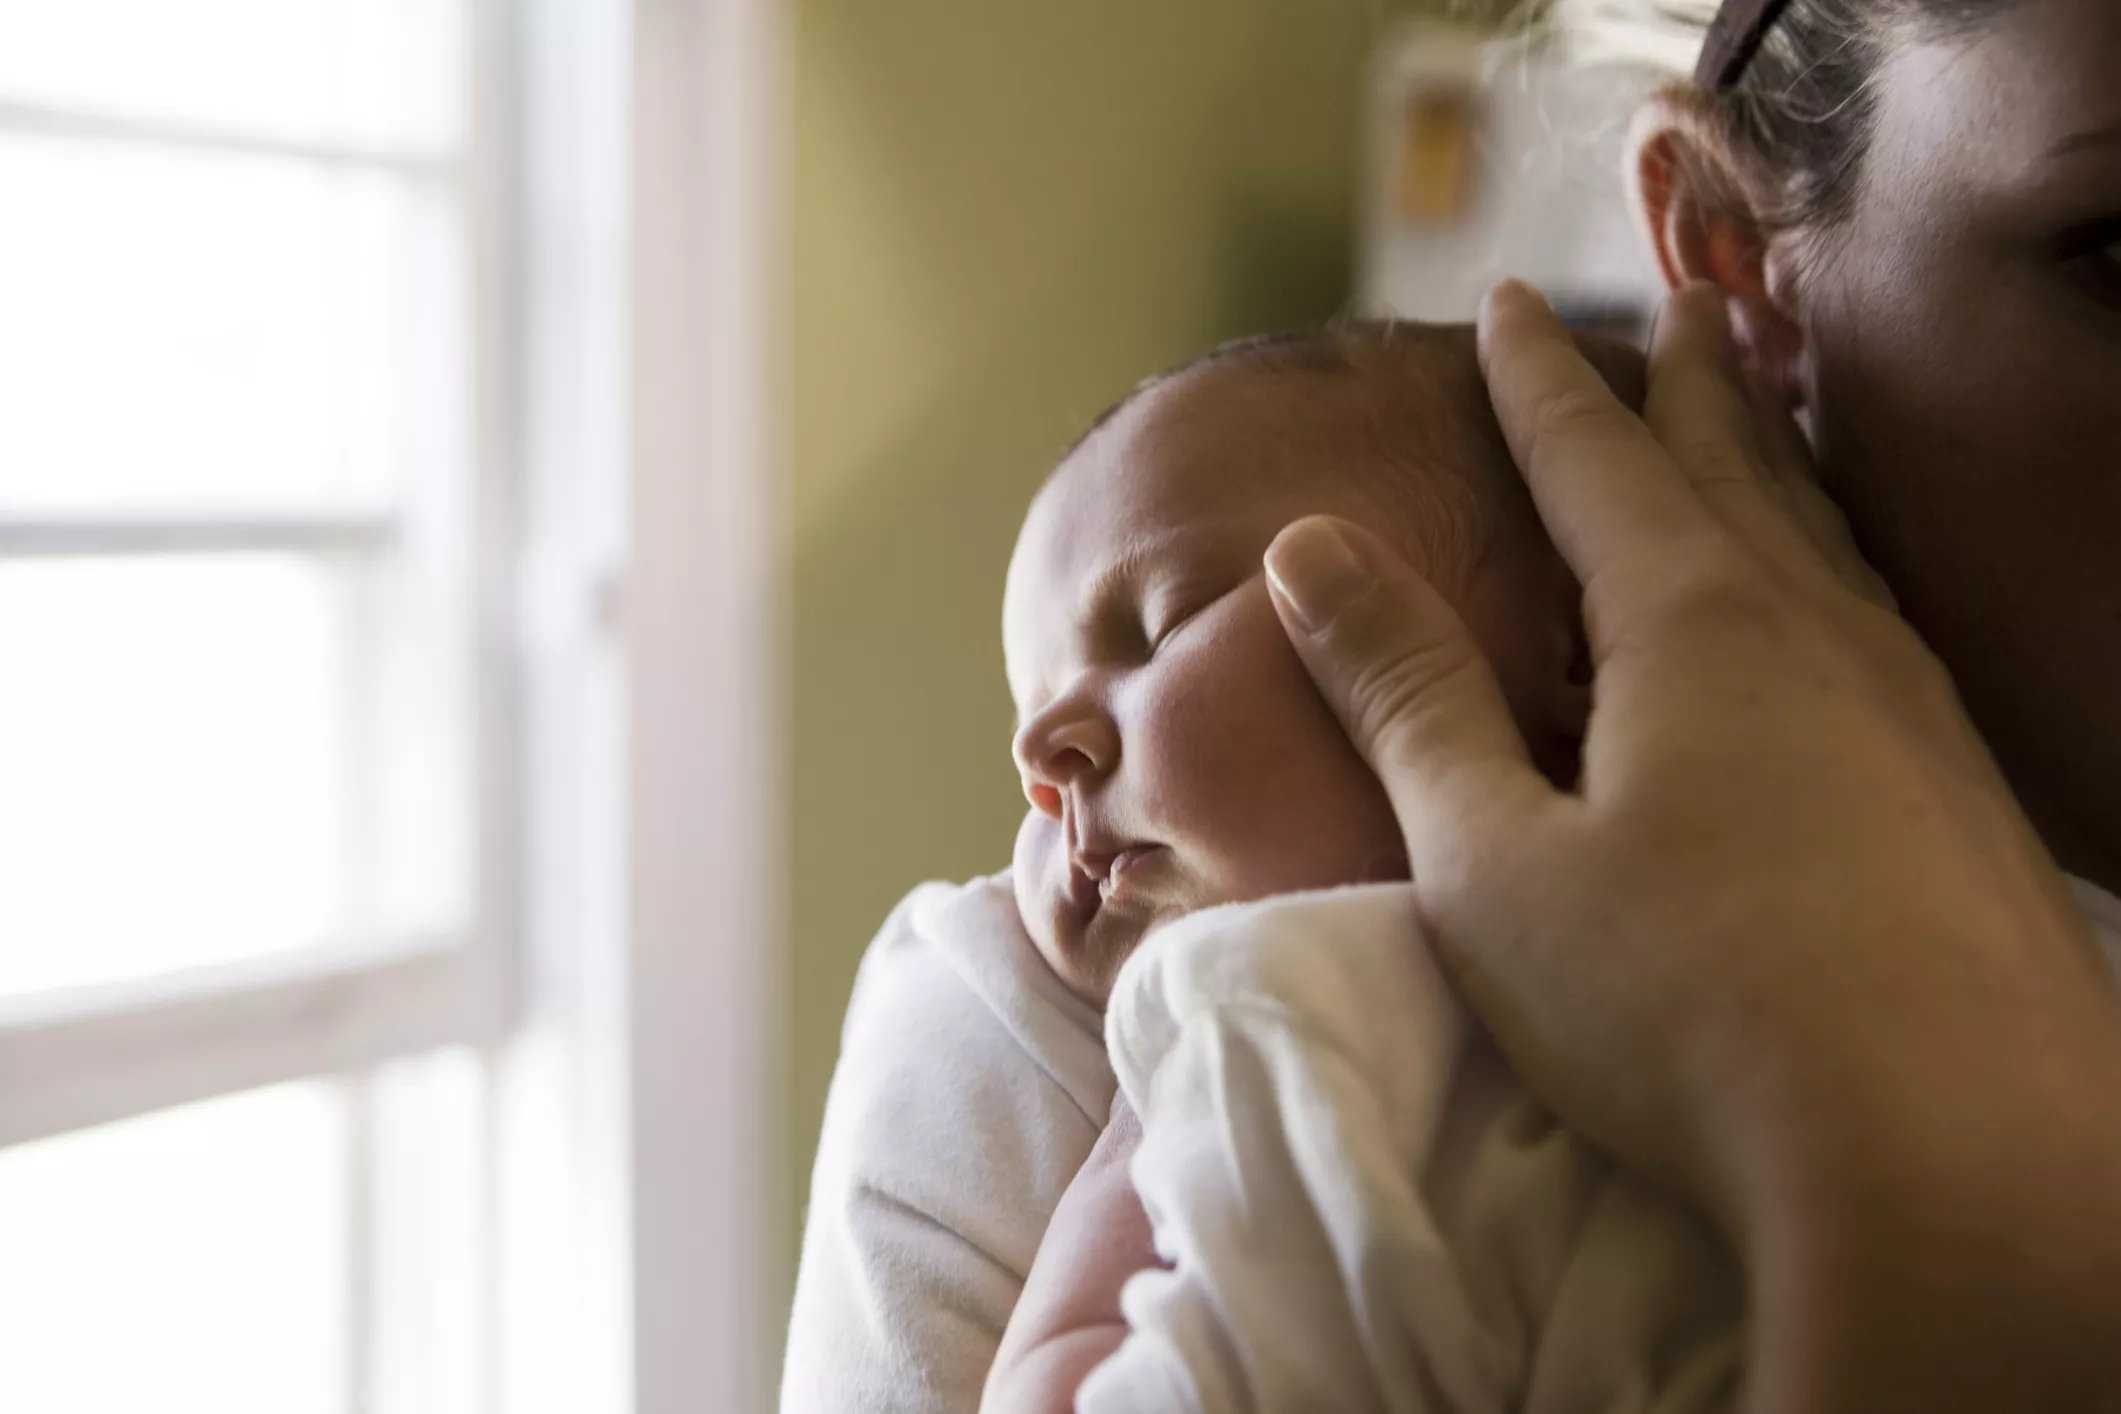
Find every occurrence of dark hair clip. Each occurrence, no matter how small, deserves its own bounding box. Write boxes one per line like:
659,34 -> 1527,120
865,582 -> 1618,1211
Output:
1695,0 -> 1796,90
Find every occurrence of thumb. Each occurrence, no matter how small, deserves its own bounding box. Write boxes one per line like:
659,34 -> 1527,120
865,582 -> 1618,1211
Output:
1264,517 -> 1555,883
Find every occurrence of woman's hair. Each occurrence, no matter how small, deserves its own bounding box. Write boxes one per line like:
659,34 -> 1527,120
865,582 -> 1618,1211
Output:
1547,0 -> 2006,233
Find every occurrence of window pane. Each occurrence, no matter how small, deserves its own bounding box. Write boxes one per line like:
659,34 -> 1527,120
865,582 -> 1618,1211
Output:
0,135 -> 462,515
0,557 -> 352,995
0,552 -> 471,997
0,1082 -> 348,1414
0,0 -> 464,155
371,1048 -> 487,1414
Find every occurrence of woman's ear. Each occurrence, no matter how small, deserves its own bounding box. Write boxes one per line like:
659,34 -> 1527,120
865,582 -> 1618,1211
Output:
1627,89 -> 1808,405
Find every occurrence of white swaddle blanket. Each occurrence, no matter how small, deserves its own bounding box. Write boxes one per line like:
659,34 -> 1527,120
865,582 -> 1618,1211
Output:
1082,881 -> 2121,1414
782,874 -> 1114,1414
785,872 -> 2121,1414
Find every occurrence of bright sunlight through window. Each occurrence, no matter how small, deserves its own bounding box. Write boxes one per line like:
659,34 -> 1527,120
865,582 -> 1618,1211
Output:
0,3 -> 493,1411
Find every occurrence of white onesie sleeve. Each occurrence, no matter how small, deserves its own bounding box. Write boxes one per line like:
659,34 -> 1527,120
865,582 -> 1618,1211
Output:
781,874 -> 1115,1414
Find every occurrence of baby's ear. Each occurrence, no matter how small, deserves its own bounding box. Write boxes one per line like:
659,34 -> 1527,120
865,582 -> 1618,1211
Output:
1628,88 -> 1806,396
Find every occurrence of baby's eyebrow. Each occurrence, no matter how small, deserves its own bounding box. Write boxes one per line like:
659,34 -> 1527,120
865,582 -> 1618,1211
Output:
1008,525 -> 1229,734
1075,529 -> 1198,622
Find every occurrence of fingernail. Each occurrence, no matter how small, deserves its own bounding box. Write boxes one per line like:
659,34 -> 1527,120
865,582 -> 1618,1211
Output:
1492,278 -> 1552,308
1266,519 -> 1375,634
1478,280 -> 1555,350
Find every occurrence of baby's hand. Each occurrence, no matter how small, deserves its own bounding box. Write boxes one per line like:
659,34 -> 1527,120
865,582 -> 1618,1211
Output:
981,1093 -> 1158,1414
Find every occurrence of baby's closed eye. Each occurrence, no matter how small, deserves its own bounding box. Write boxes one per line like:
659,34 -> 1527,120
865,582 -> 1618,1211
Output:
1143,571 -> 1254,650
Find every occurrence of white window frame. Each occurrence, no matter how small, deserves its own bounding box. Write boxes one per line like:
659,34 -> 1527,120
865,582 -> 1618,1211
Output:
622,0 -> 788,1409
0,3 -> 518,1154
481,2 -> 788,1409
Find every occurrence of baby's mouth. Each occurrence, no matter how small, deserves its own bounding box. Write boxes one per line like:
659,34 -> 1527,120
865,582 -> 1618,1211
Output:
1097,845 -> 1160,903
1053,800 -> 1100,930
1060,858 -> 1105,931
1068,843 -> 1166,916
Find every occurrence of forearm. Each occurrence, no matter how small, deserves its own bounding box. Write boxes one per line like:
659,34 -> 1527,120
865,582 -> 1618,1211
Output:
983,1097 -> 1154,1414
984,1233 -> 1139,1414
1731,995 -> 2121,1414
1749,1189 -> 2121,1413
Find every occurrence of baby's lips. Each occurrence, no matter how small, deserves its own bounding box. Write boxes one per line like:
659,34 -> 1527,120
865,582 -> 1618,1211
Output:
1060,858 -> 1104,928
1103,845 -> 1158,896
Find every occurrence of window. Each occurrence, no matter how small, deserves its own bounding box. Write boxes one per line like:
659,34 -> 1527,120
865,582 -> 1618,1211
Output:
0,1052 -> 486,1414
0,0 -> 496,1122
0,1 -> 784,1410
0,5 -> 509,1411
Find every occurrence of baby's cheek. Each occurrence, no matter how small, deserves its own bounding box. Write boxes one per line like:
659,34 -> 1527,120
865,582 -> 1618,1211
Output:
1136,594 -> 1397,893
1136,603 -> 1305,773
1186,591 -> 1359,761
1011,810 -> 1063,950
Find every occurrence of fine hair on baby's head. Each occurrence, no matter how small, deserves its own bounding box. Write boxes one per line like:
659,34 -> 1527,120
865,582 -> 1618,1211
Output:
1005,321 -> 1631,1004
1063,322 -> 1544,598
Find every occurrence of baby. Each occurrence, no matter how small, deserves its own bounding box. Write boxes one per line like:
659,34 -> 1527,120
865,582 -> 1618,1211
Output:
990,323 -> 1743,1413
1003,324 -> 1586,1007
778,321 -> 1739,1414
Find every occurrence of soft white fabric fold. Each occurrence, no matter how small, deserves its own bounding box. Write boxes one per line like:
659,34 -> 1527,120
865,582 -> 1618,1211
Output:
780,873 -> 1113,1414
788,873 -> 2121,1414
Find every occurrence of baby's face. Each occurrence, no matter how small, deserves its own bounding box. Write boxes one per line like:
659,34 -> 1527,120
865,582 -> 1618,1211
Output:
1003,367 -> 1578,1003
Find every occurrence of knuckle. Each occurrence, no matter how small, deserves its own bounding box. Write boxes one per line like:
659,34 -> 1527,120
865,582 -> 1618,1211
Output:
1343,629 -> 1477,751
1862,609 -> 1957,696
1839,606 -> 1981,742
1586,535 -> 1794,645
1786,479 -> 1850,532
1420,808 -> 1549,920
1675,440 -> 1766,494
1657,556 -> 1797,642
1526,384 -> 1631,448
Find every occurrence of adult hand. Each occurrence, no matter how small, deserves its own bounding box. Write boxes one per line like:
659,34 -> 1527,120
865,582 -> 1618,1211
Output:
1263,281 -> 2121,1414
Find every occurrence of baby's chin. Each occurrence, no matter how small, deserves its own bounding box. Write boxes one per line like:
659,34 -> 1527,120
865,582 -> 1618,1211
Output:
1011,875 -> 1072,984
1011,811 -> 1117,1003
1011,867 -> 1175,1008
1016,888 -> 1128,1007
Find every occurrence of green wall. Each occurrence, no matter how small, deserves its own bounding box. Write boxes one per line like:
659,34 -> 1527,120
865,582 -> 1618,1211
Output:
788,0 -> 1450,1260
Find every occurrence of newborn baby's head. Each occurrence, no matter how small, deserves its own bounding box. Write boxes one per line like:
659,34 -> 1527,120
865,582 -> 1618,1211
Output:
1006,322 -> 1625,1004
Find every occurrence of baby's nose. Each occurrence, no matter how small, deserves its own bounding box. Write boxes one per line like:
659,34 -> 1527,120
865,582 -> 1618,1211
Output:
1023,778 -> 1063,820
1012,699 -> 1118,816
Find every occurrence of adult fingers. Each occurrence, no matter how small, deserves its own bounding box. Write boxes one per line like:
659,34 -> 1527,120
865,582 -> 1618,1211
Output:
1741,367 -> 1899,610
1476,281 -> 1723,598
1265,516 -> 1557,887
1644,284 -> 1848,598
